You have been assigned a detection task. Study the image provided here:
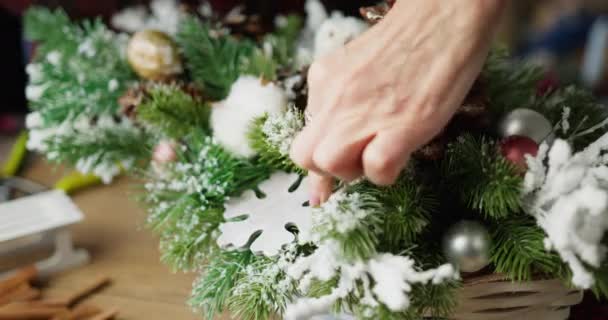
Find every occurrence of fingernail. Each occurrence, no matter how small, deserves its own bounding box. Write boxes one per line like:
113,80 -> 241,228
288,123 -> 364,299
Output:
309,194 -> 320,207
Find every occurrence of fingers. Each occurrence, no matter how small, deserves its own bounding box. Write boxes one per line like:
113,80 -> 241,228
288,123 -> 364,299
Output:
313,124 -> 371,182
362,128 -> 415,186
308,171 -> 334,207
290,120 -> 325,173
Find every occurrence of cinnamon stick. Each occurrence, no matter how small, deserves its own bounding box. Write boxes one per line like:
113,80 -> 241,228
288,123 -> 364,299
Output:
0,266 -> 37,297
0,305 -> 68,320
49,304 -> 102,320
70,304 -> 102,320
88,308 -> 118,320
0,283 -> 40,306
63,276 -> 111,307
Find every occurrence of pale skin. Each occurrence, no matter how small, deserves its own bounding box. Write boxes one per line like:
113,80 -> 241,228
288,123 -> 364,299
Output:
290,1 -> 507,206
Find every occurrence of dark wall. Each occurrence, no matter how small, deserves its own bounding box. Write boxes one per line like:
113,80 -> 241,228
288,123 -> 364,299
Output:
0,7 -> 26,113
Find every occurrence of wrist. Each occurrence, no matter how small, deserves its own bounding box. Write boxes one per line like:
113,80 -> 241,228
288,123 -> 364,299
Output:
380,0 -> 505,42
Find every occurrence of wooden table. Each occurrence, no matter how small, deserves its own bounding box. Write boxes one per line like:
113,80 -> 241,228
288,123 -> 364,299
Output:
5,156 -> 203,320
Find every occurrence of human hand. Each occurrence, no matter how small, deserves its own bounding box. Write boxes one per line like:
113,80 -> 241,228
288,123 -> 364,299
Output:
290,1 -> 505,206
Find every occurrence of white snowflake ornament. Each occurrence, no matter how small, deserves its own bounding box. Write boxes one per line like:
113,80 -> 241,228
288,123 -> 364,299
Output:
217,172 -> 311,256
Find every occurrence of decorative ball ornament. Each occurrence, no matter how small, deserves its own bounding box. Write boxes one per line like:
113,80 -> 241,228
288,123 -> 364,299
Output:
127,30 -> 182,81
498,108 -> 554,144
500,135 -> 539,172
443,221 -> 491,273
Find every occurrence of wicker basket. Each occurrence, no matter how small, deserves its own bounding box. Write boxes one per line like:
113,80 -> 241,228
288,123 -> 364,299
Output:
447,274 -> 583,320
317,274 -> 583,320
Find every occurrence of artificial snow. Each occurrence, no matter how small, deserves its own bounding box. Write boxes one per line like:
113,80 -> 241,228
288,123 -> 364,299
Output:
217,172 -> 311,256
284,191 -> 456,319
523,133 -> 608,288
111,0 -> 184,35
46,51 -> 62,66
25,84 -> 46,102
285,241 -> 456,319
261,106 -> 305,156
26,112 -> 140,183
26,63 -> 43,83
108,79 -> 119,92
211,76 -> 287,158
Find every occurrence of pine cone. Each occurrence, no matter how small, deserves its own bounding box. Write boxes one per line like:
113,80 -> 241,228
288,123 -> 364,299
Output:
119,84 -> 150,119
413,136 -> 447,161
277,67 -> 309,112
413,80 -> 490,161
451,80 -> 491,130
118,83 -> 204,119
223,6 -> 268,38
359,1 -> 396,24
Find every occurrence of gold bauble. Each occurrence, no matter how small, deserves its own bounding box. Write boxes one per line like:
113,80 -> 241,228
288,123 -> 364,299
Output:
127,30 -> 182,81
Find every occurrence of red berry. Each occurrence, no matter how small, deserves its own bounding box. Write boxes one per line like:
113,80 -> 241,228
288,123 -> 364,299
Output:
500,135 -> 539,172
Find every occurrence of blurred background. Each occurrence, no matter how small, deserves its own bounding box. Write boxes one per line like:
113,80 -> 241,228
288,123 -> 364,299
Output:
1,0 -> 608,136
0,1 -> 607,319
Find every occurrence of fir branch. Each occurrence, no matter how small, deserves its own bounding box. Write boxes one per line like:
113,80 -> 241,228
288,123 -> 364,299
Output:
350,174 -> 438,253
482,48 -> 544,115
26,7 -> 135,121
43,122 -> 151,172
443,134 -> 523,220
248,110 -> 305,174
240,49 -> 278,82
490,216 -> 567,282
176,16 -> 247,100
24,7 -> 74,56
410,280 -> 460,319
137,84 -> 211,139
141,132 -> 272,270
534,86 -> 608,149
176,16 -> 257,100
263,15 -> 303,67
190,250 -> 256,319
227,254 -> 299,320
312,191 -> 384,260
592,262 -> 608,299
157,204 -> 224,270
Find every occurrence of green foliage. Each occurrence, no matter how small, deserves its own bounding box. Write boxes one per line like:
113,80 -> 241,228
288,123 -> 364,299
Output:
177,16 -> 279,101
410,280 -> 460,319
142,132 -> 273,270
592,262 -> 608,299
227,255 -> 299,320
137,84 -> 211,139
24,7 -> 141,175
157,204 -> 224,270
314,191 -> 384,261
490,216 -> 566,282
44,124 -> 152,170
190,250 -> 256,319
25,7 -> 135,122
351,174 -> 439,253
482,48 -> 544,115
263,15 -> 303,67
534,86 -> 608,149
248,114 -> 305,174
443,134 -> 523,220
24,7 -> 74,56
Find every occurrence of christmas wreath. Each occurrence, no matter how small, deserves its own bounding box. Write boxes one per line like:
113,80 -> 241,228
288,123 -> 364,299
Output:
24,1 -> 608,319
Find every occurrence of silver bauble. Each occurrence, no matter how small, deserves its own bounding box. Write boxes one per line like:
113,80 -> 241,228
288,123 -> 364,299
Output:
498,108 -> 554,144
443,221 -> 491,273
